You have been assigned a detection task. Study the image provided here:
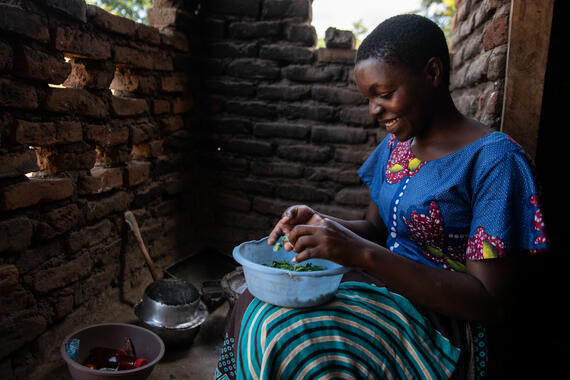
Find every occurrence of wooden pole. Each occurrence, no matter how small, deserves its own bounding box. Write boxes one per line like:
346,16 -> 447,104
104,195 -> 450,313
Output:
501,0 -> 554,159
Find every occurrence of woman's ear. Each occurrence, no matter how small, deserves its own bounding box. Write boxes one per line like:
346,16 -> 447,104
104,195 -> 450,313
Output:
424,57 -> 443,87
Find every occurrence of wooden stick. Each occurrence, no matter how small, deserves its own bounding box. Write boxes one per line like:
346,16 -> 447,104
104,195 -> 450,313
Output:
124,211 -> 163,282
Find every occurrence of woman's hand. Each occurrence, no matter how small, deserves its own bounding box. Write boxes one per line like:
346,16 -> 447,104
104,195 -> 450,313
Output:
288,218 -> 370,268
267,205 -> 324,249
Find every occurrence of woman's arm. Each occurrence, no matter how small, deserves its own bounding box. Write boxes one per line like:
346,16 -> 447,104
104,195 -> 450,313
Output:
288,219 -> 520,325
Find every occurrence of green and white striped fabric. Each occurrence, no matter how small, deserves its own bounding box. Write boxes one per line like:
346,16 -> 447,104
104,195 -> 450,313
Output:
237,282 -> 460,380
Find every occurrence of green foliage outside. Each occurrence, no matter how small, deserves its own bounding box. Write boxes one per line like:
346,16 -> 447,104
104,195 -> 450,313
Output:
87,0 -> 153,24
419,0 -> 456,43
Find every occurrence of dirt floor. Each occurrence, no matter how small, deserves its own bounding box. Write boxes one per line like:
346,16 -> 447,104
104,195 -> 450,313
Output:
52,250 -> 238,380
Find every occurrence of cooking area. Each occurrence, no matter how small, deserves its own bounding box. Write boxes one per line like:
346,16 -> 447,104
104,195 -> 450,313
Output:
1,0 -> 564,379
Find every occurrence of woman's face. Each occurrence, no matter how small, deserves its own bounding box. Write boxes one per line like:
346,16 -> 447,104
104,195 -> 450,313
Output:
354,57 -> 433,141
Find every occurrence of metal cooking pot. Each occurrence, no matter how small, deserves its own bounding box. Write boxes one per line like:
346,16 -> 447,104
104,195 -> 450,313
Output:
125,211 -> 208,346
134,278 -> 208,346
136,278 -> 200,328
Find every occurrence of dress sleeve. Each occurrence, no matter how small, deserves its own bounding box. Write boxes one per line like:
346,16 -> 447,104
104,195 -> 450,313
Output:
358,134 -> 393,189
466,145 -> 549,260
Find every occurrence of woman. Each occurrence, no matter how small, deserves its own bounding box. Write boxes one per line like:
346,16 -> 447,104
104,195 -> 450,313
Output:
215,14 -> 548,380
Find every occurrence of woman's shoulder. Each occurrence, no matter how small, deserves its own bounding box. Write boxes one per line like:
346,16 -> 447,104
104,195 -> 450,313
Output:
471,131 -> 529,162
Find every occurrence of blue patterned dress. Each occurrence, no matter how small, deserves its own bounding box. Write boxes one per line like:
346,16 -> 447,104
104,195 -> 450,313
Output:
358,132 -> 548,269
215,131 -> 548,380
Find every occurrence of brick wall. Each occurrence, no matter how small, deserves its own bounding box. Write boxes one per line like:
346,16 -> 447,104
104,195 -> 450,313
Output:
0,0 -> 197,377
192,0 -> 514,253
450,0 -> 511,129
192,0 -> 381,253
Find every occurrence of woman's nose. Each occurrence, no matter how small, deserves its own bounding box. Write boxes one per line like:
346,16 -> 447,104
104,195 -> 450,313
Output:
369,100 -> 383,116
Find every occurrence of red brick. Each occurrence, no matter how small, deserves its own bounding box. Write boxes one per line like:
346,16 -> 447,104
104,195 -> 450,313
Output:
111,96 -> 149,116
206,0 -> 260,17
0,311 -> 47,358
136,23 -> 161,45
259,44 -> 314,64
159,115 -> 184,133
131,120 -> 158,144
0,5 -> 49,42
32,253 -> 93,294
161,73 -> 186,92
0,78 -> 38,109
0,217 -> 33,253
316,48 -> 356,64
0,40 -> 13,72
44,0 -> 87,22
159,28 -> 190,52
262,0 -> 310,20
44,87 -> 108,118
87,5 -> 136,37
84,122 -> 129,147
148,48 -> 174,71
35,203 -> 81,240
12,120 -> 58,145
114,45 -> 154,69
172,97 -> 193,113
96,146 -> 131,165
36,147 -> 97,173
0,150 -> 38,179
138,76 -> 160,94
54,26 -> 112,59
0,265 -> 19,296
13,45 -> 71,84
132,140 -> 163,159
147,7 -> 179,29
56,121 -> 83,143
152,99 -> 170,114
217,192 -> 251,212
16,240 -> 62,275
124,161 -> 151,187
483,16 -> 508,51
66,219 -> 114,253
54,295 -> 74,319
0,177 -> 73,211
13,120 -> 82,146
78,167 -> 123,194
85,190 -> 130,221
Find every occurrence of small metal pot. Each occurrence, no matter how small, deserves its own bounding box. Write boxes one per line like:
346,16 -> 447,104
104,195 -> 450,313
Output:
134,278 -> 208,346
135,301 -> 207,347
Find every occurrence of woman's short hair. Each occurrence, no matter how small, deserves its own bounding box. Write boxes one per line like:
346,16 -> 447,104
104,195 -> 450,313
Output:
356,14 -> 451,85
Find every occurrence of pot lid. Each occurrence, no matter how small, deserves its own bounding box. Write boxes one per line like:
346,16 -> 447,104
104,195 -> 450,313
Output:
145,278 -> 199,305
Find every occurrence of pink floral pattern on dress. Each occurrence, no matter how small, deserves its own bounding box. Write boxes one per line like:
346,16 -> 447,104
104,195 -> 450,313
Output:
466,227 -> 506,260
385,135 -> 425,184
403,201 -> 468,272
529,194 -> 548,253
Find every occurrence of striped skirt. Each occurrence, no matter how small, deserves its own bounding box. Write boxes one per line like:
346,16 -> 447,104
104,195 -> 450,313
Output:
215,280 -> 461,380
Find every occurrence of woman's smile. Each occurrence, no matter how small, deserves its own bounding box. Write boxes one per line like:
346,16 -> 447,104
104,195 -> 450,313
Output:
382,117 -> 401,133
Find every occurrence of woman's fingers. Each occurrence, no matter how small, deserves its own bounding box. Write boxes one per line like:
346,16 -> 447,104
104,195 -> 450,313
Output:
287,226 -> 325,256
267,220 -> 289,245
292,247 -> 319,263
267,205 -> 313,245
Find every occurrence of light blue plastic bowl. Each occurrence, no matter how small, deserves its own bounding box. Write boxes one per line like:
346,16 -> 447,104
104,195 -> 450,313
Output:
232,236 -> 350,308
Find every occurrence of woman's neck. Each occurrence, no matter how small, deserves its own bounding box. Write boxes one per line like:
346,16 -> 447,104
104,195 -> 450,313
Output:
411,94 -> 490,161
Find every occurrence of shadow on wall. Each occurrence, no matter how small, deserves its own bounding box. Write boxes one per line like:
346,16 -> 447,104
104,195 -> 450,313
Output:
189,0 -> 377,255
